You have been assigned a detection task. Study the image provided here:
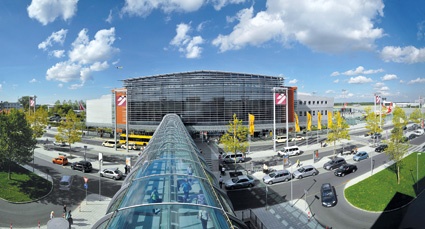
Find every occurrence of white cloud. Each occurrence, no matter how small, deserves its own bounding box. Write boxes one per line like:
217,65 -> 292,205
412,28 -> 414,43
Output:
407,78 -> 425,84
50,50 -> 65,58
122,0 -> 204,17
106,10 -> 113,23
331,71 -> 340,76
211,0 -> 246,10
325,90 -> 334,94
381,74 -> 397,81
380,46 -> 425,64
213,0 -> 384,53
46,61 -> 81,83
341,66 -> 384,76
333,79 -> 339,83
45,27 -> 119,86
374,82 -> 385,88
29,78 -> 37,83
38,29 -> 68,50
348,75 -> 373,84
170,23 -> 204,58
27,0 -> 78,25
288,79 -> 298,84
69,28 -> 119,65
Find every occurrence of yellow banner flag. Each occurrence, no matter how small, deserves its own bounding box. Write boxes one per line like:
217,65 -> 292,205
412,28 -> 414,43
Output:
317,111 -> 322,130
307,112 -> 312,131
249,113 -> 255,136
294,112 -> 300,132
337,111 -> 342,128
328,111 -> 332,129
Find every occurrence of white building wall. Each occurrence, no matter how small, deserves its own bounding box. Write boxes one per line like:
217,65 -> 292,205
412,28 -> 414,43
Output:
86,94 -> 113,128
296,94 -> 334,127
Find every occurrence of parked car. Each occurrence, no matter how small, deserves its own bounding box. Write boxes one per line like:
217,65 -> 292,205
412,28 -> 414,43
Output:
102,140 -> 120,148
321,183 -> 337,207
291,136 -> 305,142
71,161 -> 93,173
371,133 -> 382,139
100,168 -> 123,180
121,143 -> 140,150
353,151 -> 369,161
408,134 -> 417,140
224,175 -> 255,190
414,129 -> 424,136
292,165 -> 319,179
263,170 -> 292,185
336,144 -> 357,155
334,164 -> 357,177
275,136 -> 289,143
375,144 -> 388,153
323,157 -> 346,170
277,146 -> 300,157
53,141 -> 69,147
222,152 -> 245,163
52,155 -> 68,165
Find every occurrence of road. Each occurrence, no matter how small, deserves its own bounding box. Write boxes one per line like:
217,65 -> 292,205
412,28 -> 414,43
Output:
0,138 -> 124,228
226,128 -> 425,229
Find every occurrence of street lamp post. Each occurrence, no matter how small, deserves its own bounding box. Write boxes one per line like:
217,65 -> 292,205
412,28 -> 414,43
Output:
84,145 -> 87,161
418,153 -> 422,192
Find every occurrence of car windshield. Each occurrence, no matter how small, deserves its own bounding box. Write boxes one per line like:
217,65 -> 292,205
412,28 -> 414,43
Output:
269,172 -> 276,178
297,167 -> 305,172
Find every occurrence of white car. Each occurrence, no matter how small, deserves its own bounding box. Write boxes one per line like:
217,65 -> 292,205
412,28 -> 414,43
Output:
291,136 -> 305,141
414,129 -> 424,136
53,141 -> 69,147
100,168 -> 123,180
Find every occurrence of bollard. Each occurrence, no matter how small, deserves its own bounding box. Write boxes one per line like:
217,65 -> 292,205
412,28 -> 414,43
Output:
308,211 -> 311,221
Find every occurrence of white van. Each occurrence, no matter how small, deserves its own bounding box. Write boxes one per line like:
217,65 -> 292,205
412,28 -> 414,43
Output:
277,146 -> 300,157
275,136 -> 288,143
223,152 -> 245,163
102,140 -> 120,148
59,175 -> 73,191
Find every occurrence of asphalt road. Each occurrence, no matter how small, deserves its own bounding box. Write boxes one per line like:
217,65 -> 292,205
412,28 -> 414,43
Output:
226,129 -> 425,229
0,144 -> 123,228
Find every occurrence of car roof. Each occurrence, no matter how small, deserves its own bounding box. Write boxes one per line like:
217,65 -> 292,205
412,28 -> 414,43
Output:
302,165 -> 314,169
322,183 -> 332,189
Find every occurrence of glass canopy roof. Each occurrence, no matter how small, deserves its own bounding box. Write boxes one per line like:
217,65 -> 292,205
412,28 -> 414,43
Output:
93,114 -> 247,229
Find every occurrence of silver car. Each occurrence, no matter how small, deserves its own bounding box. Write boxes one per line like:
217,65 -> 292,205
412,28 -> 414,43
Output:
292,165 -> 319,179
100,168 -> 123,180
263,170 -> 292,185
224,175 -> 255,190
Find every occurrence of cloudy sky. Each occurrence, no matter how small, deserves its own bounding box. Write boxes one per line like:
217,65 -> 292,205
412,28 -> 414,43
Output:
1,0 -> 425,104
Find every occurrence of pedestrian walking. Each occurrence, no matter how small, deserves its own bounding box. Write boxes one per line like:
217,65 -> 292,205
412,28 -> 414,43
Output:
198,209 -> 209,229
50,211 -> 54,219
221,165 -> 225,175
219,176 -> 223,188
181,179 -> 192,202
66,210 -> 73,229
296,159 -> 301,168
63,204 -> 67,214
197,190 -> 205,205
124,165 -> 128,174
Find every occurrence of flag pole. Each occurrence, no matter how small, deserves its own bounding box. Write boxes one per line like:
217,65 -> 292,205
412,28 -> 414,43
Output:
114,90 -> 117,151
273,88 -> 276,153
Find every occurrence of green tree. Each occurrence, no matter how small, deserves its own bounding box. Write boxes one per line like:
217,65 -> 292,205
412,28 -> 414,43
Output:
364,106 -> 386,146
0,110 -> 36,179
26,107 -> 48,138
326,112 -> 350,156
18,96 -> 32,111
409,108 -> 422,125
220,114 -> 249,171
385,107 -> 409,184
56,110 -> 83,156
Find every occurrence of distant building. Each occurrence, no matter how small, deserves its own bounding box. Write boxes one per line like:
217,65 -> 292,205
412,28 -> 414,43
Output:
296,94 -> 334,127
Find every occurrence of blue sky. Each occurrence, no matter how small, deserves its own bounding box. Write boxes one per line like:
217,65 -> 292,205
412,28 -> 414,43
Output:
1,0 -> 425,105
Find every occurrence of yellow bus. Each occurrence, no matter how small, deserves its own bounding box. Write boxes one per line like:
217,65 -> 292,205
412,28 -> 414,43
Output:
119,134 -> 152,146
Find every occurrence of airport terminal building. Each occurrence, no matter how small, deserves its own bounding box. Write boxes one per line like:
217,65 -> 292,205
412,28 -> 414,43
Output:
86,70 -> 333,136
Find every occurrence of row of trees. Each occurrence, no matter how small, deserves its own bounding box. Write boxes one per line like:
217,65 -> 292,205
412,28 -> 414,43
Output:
0,107 -> 85,179
220,106 -> 424,183
18,96 -> 86,118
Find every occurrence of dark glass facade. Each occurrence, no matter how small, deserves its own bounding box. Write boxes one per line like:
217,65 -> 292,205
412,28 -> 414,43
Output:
92,114 -> 247,229
123,71 -> 287,132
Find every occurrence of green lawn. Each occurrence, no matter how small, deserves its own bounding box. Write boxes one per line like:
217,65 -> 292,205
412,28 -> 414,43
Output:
0,163 -> 52,202
345,152 -> 425,212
